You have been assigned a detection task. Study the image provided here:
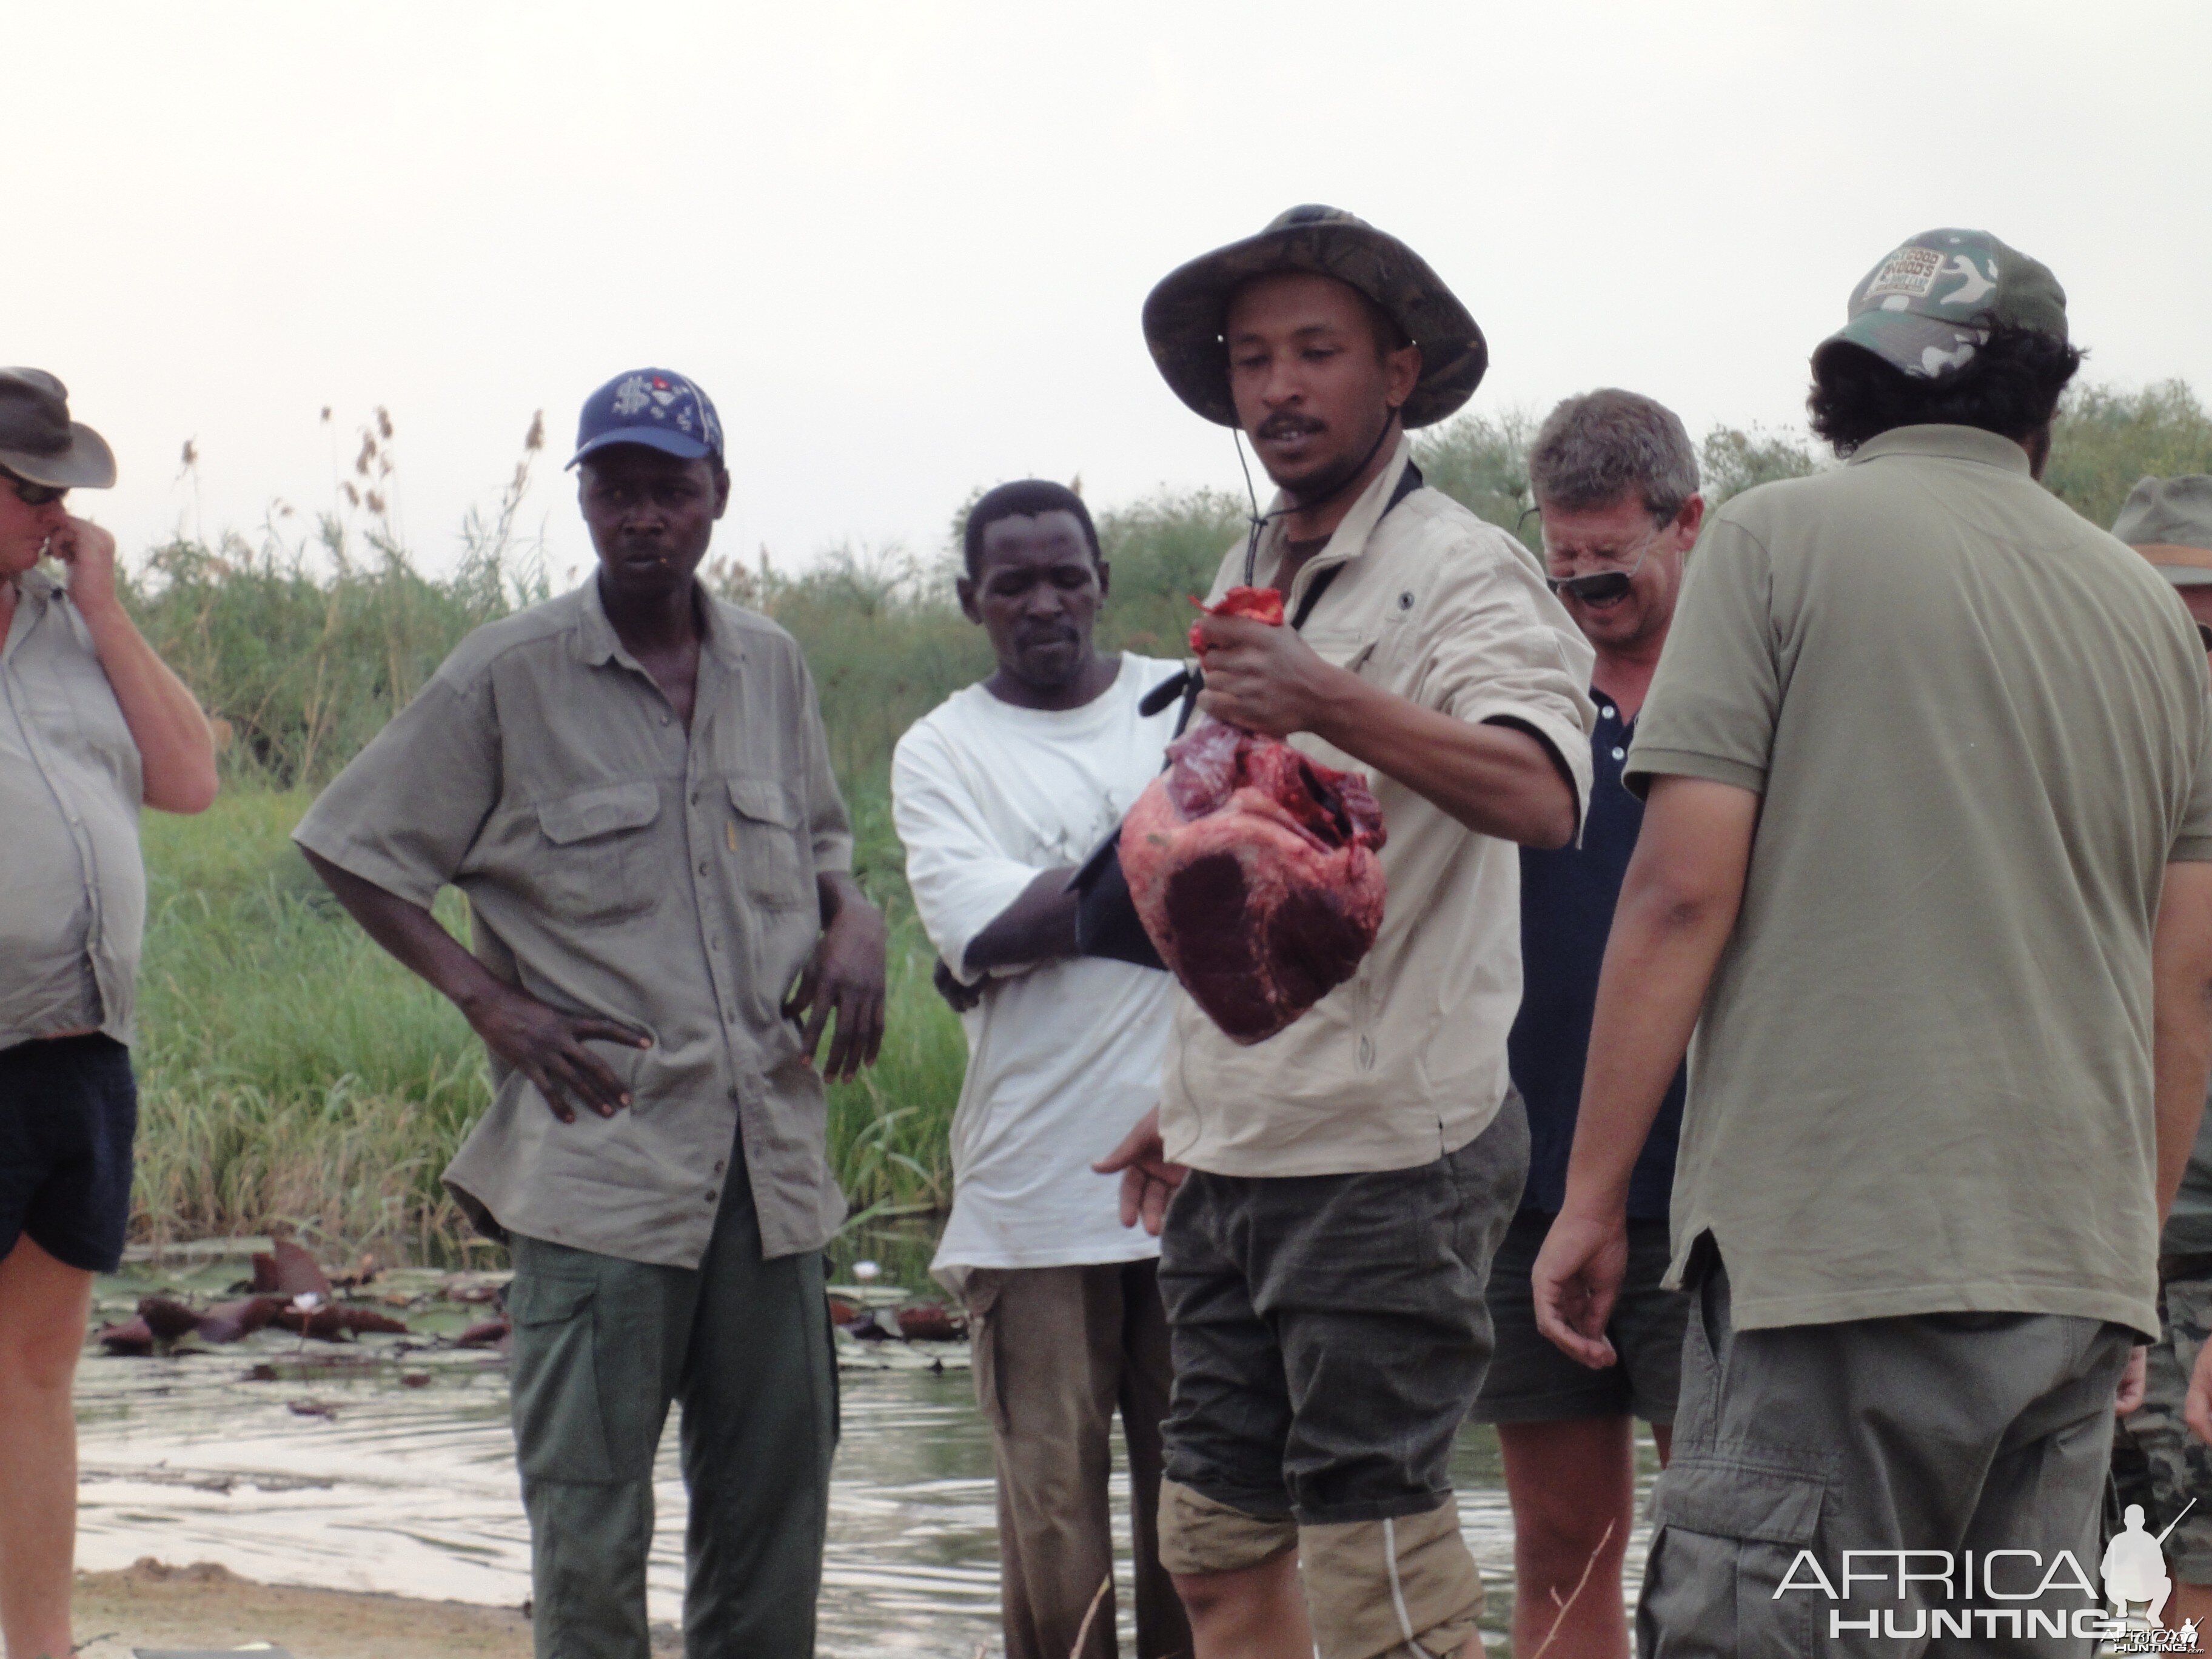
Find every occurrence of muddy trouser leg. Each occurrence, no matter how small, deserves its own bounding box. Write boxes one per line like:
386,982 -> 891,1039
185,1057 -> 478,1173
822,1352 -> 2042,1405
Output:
1637,1255 -> 2133,1659
676,1161 -> 838,1659
508,1233 -> 695,1659
965,1264 -> 1128,1659
1118,1259 -> 1194,1659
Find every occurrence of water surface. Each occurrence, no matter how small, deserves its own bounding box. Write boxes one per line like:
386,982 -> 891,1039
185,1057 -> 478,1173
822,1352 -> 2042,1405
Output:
78,1249 -> 1657,1655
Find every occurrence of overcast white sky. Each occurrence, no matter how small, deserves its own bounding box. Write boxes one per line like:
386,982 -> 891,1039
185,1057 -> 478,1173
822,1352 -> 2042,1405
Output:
8,1 -> 2210,584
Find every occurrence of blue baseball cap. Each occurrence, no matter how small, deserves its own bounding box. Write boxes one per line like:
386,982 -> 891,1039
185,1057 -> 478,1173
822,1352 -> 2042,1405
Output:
567,368 -> 724,469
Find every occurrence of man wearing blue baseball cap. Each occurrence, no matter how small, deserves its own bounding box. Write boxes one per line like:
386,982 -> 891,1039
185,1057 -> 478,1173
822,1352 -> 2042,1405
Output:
297,367 -> 886,1657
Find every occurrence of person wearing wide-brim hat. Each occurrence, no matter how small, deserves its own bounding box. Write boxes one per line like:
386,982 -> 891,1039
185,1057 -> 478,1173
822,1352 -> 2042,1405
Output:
2112,475 -> 2212,1637
1096,206 -> 1597,1659
0,368 -> 218,1659
2118,475 -> 2212,648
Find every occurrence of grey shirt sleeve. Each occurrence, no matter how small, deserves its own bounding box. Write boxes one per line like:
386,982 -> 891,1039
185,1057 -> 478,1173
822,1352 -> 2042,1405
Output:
291,668 -> 501,908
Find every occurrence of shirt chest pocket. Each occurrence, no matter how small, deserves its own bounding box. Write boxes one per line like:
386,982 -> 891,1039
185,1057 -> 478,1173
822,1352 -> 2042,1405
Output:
534,781 -> 662,922
726,777 -> 811,910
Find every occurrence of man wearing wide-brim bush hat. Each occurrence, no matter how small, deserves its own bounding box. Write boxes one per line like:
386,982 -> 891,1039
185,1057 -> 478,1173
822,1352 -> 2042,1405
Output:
1141,203 -> 1489,432
0,366 -> 217,1659
1099,205 -> 1595,1659
2117,475 -> 2212,647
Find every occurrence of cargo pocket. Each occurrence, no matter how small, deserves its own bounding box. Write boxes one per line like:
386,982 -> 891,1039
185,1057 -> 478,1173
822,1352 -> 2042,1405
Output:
534,780 -> 661,922
726,777 -> 810,910
1641,1452 -> 1827,1657
963,1270 -> 1008,1434
507,1274 -> 617,1483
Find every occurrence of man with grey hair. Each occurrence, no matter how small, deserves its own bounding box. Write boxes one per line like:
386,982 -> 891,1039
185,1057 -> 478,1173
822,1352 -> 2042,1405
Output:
1470,389 -> 1701,1659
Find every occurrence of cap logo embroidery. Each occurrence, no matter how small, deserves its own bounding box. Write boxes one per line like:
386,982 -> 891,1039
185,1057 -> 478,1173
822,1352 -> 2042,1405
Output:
611,375 -> 654,417
1865,246 -> 1943,300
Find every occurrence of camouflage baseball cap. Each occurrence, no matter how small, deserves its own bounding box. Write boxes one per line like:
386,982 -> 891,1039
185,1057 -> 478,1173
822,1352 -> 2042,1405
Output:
2114,475 -> 2212,587
1815,229 -> 2067,380
1142,204 -> 1485,429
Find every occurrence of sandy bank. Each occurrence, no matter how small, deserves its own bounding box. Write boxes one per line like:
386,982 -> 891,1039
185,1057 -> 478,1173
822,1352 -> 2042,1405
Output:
74,1557 -> 682,1659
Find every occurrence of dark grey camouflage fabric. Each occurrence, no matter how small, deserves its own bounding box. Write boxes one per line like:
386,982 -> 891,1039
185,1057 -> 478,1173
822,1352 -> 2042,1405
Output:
1141,204 -> 1485,429
1815,227 -> 2068,380
2112,1273 -> 2212,1583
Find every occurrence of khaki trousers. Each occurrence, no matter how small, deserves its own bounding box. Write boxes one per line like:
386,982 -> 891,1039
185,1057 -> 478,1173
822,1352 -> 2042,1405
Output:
963,1260 -> 1191,1659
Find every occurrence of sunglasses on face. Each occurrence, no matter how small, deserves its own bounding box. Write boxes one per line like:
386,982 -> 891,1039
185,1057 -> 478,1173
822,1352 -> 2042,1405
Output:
3,473 -> 68,508
1546,528 -> 1660,604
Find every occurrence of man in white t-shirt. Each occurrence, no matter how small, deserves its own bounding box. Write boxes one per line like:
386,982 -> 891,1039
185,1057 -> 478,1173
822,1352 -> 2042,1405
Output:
891,478 -> 1190,1659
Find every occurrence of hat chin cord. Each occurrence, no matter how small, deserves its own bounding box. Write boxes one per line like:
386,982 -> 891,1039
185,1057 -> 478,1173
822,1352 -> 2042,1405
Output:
1233,405 -> 1403,586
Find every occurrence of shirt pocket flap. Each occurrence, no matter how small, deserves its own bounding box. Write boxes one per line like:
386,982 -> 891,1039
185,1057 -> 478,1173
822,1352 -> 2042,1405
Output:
728,777 -> 800,829
538,781 -> 661,846
1651,1450 -> 1827,1545
508,1275 -> 597,1326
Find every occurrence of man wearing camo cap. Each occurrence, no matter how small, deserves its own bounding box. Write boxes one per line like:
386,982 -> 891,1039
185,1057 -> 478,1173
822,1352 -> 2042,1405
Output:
1534,232 -> 2212,1648
2116,477 -> 2212,1637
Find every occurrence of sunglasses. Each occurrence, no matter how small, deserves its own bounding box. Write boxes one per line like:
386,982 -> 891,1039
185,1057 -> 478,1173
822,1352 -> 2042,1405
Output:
3,472 -> 68,508
1546,528 -> 1660,604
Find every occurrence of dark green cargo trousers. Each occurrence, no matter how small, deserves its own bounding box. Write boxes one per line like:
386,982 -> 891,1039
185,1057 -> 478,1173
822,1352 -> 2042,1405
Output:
506,1170 -> 839,1659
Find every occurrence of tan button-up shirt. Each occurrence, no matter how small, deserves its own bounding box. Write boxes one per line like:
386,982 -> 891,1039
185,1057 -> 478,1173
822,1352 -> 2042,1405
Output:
294,580 -> 854,1267
1159,438 -> 1597,1176
1,569 -> 144,1050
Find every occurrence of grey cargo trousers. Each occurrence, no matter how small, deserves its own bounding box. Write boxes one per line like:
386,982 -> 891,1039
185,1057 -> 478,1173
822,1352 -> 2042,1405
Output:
1640,1253 -> 2133,1658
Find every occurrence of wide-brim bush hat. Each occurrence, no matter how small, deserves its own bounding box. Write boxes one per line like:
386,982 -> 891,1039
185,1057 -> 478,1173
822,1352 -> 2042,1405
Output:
2114,475 -> 2212,587
0,368 -> 116,489
1143,204 -> 1486,429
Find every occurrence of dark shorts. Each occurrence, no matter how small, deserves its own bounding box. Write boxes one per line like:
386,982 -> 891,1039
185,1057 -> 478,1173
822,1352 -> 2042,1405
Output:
1471,1208 -> 1689,1427
1156,1096 -> 1527,1526
0,1034 -> 138,1273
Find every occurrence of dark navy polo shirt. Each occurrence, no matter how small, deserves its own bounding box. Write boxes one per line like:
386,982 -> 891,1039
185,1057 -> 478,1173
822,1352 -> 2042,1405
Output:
1509,690 -> 1686,1219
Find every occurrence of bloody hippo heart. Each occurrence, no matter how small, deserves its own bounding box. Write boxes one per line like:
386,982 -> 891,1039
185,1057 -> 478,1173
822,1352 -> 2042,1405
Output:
1121,588 -> 1387,1044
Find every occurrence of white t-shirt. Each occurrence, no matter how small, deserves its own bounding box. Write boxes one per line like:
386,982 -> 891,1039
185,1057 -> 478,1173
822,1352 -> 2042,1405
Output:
891,655 -> 1182,1279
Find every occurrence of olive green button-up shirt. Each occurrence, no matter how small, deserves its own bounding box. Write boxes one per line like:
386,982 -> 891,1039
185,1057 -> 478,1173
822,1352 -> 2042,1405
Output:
1,569 -> 146,1050
293,580 -> 854,1267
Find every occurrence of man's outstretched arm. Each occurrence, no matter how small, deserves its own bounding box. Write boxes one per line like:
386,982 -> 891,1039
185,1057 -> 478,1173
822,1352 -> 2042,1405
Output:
1532,775 -> 1758,1368
300,848 -> 649,1123
1191,610 -> 1578,848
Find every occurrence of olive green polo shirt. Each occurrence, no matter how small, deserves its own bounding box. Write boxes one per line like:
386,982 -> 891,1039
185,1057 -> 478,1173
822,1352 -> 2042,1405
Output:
294,578 -> 854,1268
1628,425 -> 2212,1338
1,569 -> 145,1049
